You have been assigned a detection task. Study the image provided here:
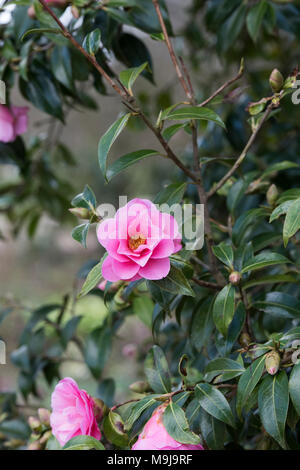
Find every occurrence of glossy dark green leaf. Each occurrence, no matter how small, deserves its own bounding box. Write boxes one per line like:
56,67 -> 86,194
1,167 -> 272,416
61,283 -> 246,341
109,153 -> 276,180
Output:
71,185 -> 96,210
190,297 -> 214,351
71,223 -> 90,248
106,149 -> 158,181
283,198 -> 300,247
125,395 -> 159,431
289,363 -> 300,416
236,355 -> 266,418
212,242 -> 234,268
154,182 -> 187,205
84,325 -> 112,379
204,358 -> 245,383
78,253 -> 107,298
258,371 -> 289,449
241,252 -> 290,274
232,208 -> 268,246
163,402 -> 201,445
196,383 -> 235,427
50,46 -> 73,91
164,106 -> 225,129
246,0 -> 268,42
63,435 -> 104,450
253,292 -> 300,319
213,284 -> 235,337
133,296 -> 154,329
151,265 -> 195,297
144,345 -> 171,394
83,29 -> 101,55
103,411 -> 129,448
98,113 -> 131,179
119,62 -> 148,94
199,409 -> 226,450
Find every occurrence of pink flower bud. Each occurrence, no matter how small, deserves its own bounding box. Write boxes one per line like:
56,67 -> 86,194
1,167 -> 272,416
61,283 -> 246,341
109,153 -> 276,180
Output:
0,105 -> 28,143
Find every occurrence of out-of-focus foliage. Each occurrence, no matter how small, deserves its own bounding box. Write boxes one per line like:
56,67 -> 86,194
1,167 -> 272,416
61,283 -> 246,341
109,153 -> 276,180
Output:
1,0 -> 300,451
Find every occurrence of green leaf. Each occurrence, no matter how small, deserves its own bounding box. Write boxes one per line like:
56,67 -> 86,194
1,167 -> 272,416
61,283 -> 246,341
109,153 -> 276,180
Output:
283,198 -> 300,247
71,185 -> 96,210
125,396 -> 159,431
253,292 -> 300,319
212,242 -> 234,269
190,297 -> 214,351
270,201 -> 293,223
63,435 -> 104,450
261,161 -> 299,180
218,3 -> 247,53
258,371 -> 289,449
213,284 -> 235,337
243,274 -> 298,290
163,402 -> 201,445
144,345 -> 171,394
204,358 -> 245,383
78,254 -> 107,298
85,325 -> 112,379
199,409 -> 226,450
98,113 -> 131,179
71,223 -> 90,248
151,265 -> 195,297
289,363 -> 300,416
103,411 -> 129,448
21,27 -> 62,41
162,123 -> 185,141
241,252 -> 290,274
106,149 -> 158,181
223,303 -> 246,355
154,182 -> 187,205
195,383 -> 235,427
133,296 -> 154,329
236,355 -> 266,418
83,29 -> 101,55
119,62 -> 148,94
232,208 -> 269,246
246,0 -> 268,42
163,106 -> 225,129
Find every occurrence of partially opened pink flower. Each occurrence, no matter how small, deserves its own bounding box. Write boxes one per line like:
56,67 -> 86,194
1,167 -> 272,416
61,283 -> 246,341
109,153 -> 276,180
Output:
0,105 -> 28,143
97,198 -> 182,282
50,377 -> 101,447
132,404 -> 204,450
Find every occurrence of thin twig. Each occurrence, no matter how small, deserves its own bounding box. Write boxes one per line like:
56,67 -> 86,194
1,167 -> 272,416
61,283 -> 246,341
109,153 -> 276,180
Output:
192,277 -> 221,290
152,0 -> 192,99
198,61 -> 244,108
208,103 -> 274,198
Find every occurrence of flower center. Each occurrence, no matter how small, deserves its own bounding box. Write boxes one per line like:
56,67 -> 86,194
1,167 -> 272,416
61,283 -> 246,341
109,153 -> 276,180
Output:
128,234 -> 146,251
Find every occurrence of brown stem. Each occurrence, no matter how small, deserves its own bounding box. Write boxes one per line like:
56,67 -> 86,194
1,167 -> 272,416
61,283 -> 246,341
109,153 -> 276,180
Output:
38,0 -> 128,99
208,103 -> 274,198
152,0 -> 192,100
198,60 -> 244,108
239,285 -> 254,341
192,277 -> 221,290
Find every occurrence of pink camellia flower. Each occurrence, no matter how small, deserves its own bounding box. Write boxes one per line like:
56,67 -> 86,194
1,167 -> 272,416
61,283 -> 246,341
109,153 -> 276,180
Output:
50,377 -> 101,447
97,199 -> 182,282
0,105 -> 28,143
132,404 -> 204,450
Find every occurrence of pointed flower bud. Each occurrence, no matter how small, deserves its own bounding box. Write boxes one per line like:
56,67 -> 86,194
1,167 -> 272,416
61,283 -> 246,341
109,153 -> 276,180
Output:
269,69 -> 284,93
265,350 -> 280,375
69,207 -> 91,219
266,184 -> 279,206
239,332 -> 251,348
38,408 -> 51,427
229,271 -> 241,285
129,380 -> 150,393
28,416 -> 42,433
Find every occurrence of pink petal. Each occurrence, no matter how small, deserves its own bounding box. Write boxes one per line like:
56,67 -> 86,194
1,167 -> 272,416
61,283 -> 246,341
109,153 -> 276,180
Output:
0,121 -> 15,142
102,255 -> 121,282
112,259 -> 140,280
11,106 -> 29,136
139,258 -> 170,280
151,239 -> 175,259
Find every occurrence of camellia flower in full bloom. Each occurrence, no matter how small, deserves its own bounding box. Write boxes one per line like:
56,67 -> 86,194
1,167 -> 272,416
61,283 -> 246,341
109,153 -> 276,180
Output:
97,198 -> 182,282
0,105 -> 28,143
50,377 -> 101,447
132,404 -> 204,450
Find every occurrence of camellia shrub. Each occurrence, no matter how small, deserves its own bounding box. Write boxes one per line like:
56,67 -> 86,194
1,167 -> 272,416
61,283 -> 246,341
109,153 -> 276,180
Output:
1,0 -> 300,451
